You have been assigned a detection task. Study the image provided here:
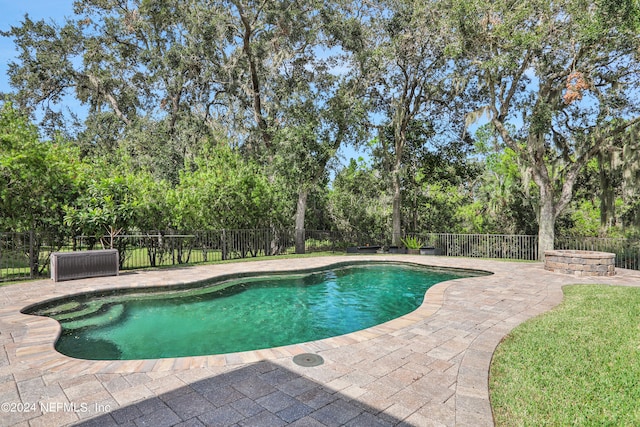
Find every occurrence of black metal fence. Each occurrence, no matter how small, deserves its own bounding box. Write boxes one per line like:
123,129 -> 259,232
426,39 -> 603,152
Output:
0,229 -> 359,282
0,231 -> 71,282
0,232 -> 32,282
402,233 -> 540,260
73,229 -> 351,270
555,236 -> 640,270
2,229 -> 640,282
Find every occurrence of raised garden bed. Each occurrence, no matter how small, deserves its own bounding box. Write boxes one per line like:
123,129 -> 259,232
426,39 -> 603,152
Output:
544,250 -> 615,277
388,246 -> 407,254
356,245 -> 381,254
420,247 -> 443,255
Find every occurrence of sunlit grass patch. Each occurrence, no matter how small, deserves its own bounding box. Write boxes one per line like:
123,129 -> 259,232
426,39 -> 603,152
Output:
490,285 -> 640,426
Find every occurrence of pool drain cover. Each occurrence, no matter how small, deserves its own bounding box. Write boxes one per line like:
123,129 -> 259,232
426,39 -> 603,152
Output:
293,353 -> 324,367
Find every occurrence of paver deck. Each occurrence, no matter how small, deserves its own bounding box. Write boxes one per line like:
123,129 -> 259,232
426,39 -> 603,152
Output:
1,255 -> 639,426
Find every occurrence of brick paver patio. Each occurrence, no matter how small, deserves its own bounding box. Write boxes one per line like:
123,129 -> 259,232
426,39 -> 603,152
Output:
1,255 -> 639,426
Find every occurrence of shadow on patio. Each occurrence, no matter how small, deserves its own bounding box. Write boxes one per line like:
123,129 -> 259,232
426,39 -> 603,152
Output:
73,360 -> 410,427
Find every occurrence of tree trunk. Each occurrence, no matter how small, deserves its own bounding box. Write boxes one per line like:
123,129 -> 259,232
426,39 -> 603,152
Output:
537,189 -> 556,261
598,151 -> 615,229
237,4 -> 271,150
295,189 -> 308,254
531,151 -> 583,261
391,167 -> 402,246
391,107 -> 406,247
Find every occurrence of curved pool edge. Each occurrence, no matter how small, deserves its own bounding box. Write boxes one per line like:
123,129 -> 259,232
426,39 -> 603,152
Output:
7,256 -> 494,374
19,259 -> 490,315
5,256 -> 640,426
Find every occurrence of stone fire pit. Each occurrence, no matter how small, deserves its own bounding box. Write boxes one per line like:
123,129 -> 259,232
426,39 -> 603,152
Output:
544,250 -> 616,277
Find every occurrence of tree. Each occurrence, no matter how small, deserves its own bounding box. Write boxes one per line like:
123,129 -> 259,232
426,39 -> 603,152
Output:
410,144 -> 480,233
0,101 -> 83,275
594,126 -> 640,233
169,146 -> 285,231
452,0 -> 640,257
0,102 -> 80,234
466,124 -> 538,235
218,0 -> 368,252
63,175 -> 139,249
356,0 -> 459,245
329,158 -> 391,243
370,117 -> 476,235
3,0 -> 362,233
272,76 -> 367,252
3,1 -> 227,180
127,169 -> 173,232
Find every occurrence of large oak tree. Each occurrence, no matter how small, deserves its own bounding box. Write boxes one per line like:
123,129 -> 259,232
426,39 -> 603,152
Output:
451,0 -> 640,257
353,0 -> 461,245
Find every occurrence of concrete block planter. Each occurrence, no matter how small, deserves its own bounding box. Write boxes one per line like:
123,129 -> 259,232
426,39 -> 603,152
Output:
544,249 -> 615,276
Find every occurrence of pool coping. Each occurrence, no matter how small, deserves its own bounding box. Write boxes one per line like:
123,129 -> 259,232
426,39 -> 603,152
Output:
4,258 -> 487,374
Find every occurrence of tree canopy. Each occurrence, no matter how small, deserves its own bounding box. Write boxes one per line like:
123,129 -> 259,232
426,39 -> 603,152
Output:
449,0 -> 640,255
2,0 -> 640,255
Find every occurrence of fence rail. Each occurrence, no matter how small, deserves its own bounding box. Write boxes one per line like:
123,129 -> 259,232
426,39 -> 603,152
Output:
555,236 -> 640,270
403,233 -> 539,260
0,229 -> 353,282
2,230 -> 640,282
75,229 -> 301,269
0,231 -> 71,282
0,232 -> 32,282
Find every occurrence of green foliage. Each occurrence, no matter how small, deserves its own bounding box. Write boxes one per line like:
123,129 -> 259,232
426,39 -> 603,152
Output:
450,0 -> 640,253
328,158 -> 391,241
64,175 -> 139,239
470,125 -> 538,235
127,170 -> 173,231
455,202 -> 489,233
417,182 -> 471,233
2,0 -> 640,247
566,200 -> 601,236
2,0 -> 370,235
170,146 -> 285,231
0,102 -> 80,233
400,236 -> 422,249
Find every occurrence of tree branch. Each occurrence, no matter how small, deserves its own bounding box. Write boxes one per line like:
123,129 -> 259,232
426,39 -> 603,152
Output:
86,73 -> 131,126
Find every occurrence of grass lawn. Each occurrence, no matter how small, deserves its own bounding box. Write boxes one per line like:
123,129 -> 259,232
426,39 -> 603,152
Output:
490,284 -> 640,426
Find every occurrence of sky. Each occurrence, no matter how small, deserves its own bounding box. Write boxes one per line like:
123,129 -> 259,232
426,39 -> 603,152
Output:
0,1 -> 368,165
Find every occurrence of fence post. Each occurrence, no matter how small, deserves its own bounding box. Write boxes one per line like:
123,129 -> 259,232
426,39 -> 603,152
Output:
221,229 -> 227,260
28,230 -> 35,279
486,234 -> 489,258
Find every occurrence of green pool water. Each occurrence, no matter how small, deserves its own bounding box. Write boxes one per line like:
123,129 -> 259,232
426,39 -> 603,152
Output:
28,262 -> 482,360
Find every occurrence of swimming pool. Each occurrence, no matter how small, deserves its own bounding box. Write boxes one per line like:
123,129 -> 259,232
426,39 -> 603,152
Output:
25,262 -> 484,360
